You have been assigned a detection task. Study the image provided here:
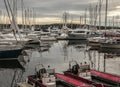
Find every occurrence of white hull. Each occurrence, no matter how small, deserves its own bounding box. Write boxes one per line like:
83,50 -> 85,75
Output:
67,34 -> 88,40
40,36 -> 56,41
67,28 -> 91,40
101,43 -> 120,49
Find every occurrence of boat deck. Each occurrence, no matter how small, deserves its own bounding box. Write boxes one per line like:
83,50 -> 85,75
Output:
91,70 -> 120,85
64,71 -> 110,87
55,73 -> 92,87
17,82 -> 33,87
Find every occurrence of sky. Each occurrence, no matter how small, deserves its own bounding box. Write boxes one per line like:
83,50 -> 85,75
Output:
0,0 -> 120,25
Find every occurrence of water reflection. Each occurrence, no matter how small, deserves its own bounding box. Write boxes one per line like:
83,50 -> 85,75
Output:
68,40 -> 87,46
0,40 -> 120,87
0,60 -> 24,69
0,58 -> 26,87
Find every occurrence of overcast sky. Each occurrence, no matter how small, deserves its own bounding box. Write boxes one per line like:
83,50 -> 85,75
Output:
0,0 -> 120,24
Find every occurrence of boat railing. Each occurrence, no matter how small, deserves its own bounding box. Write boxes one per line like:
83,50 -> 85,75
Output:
79,65 -> 90,72
28,76 -> 46,87
46,69 -> 55,75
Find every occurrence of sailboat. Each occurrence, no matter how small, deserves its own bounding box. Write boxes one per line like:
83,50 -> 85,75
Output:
100,0 -> 120,49
0,0 -> 24,59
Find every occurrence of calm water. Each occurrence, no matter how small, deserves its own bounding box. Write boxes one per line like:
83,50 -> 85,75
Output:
0,40 -> 120,87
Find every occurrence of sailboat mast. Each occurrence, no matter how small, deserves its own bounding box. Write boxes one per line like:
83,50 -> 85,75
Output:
99,0 -> 102,30
84,8 -> 87,27
112,16 -> 115,29
103,0 -> 108,73
21,0 -> 24,28
80,16 -> 82,28
105,0 -> 108,30
13,0 -> 17,24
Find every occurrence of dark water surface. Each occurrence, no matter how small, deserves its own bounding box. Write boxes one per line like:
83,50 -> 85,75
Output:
0,40 -> 120,87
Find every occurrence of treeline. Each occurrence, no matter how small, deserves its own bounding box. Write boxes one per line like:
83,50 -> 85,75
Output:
0,23 -> 120,30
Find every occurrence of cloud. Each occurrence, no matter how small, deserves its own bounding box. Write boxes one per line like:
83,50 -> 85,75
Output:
0,0 -> 120,24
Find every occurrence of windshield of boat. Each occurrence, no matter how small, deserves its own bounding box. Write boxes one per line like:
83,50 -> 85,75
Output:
79,65 -> 90,72
46,69 -> 55,75
74,31 -> 85,33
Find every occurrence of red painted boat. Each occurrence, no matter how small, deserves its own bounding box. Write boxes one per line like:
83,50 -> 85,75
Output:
28,75 -> 46,87
90,70 -> 120,85
27,64 -> 56,87
64,71 -> 110,87
55,73 -> 92,87
63,60 -> 111,87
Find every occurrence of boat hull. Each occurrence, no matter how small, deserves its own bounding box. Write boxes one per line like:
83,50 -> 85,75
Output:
28,75 -> 46,87
28,75 -> 73,87
55,73 -> 92,87
90,70 -> 120,86
64,71 -> 109,87
0,48 -> 22,58
67,34 -> 88,40
88,41 -> 101,47
101,43 -> 120,49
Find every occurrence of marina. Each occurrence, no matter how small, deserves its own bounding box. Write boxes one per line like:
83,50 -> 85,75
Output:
0,0 -> 120,87
0,40 -> 120,87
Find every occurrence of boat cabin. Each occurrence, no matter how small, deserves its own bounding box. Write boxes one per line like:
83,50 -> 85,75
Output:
68,61 -> 91,80
28,64 -> 56,87
78,64 -> 91,80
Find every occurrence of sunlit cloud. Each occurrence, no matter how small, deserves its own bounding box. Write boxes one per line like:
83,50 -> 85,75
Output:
108,10 -> 120,17
0,0 -> 120,25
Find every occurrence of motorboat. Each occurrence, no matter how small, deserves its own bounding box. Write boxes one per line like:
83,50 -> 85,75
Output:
27,64 -> 56,87
63,60 -> 111,87
67,28 -> 91,40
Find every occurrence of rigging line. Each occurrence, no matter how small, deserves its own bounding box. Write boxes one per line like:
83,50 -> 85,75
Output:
10,69 -> 17,87
91,0 -> 103,27
0,70 -> 10,87
88,50 -> 94,69
19,70 -> 25,81
6,0 -> 22,41
16,70 -> 24,83
4,0 -> 18,41
58,41 -> 65,56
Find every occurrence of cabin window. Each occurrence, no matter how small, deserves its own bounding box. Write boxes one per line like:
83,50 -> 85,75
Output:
68,31 -> 72,34
74,31 -> 85,33
87,32 -> 89,34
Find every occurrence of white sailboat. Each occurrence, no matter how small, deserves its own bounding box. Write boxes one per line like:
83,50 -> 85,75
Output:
0,0 -> 24,59
100,0 -> 120,49
67,28 -> 91,40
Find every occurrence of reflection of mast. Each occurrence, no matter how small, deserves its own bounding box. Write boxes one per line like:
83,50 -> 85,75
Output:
10,69 -> 24,87
98,52 -> 100,71
103,53 -> 106,72
11,69 -> 17,87
93,51 -> 96,69
88,50 -> 94,68
103,0 -> 108,72
105,0 -> 108,32
63,41 -> 68,61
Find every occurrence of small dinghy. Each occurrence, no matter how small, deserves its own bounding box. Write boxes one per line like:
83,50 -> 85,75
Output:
64,60 -> 110,87
27,64 -> 56,87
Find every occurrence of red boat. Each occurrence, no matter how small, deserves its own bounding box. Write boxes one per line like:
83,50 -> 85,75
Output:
27,64 -> 56,87
64,60 -> 111,87
64,71 -> 109,87
55,73 -> 92,87
91,70 -> 120,86
26,64 -> 80,87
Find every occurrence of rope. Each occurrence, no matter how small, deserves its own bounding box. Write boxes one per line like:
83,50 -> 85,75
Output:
4,0 -> 18,41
